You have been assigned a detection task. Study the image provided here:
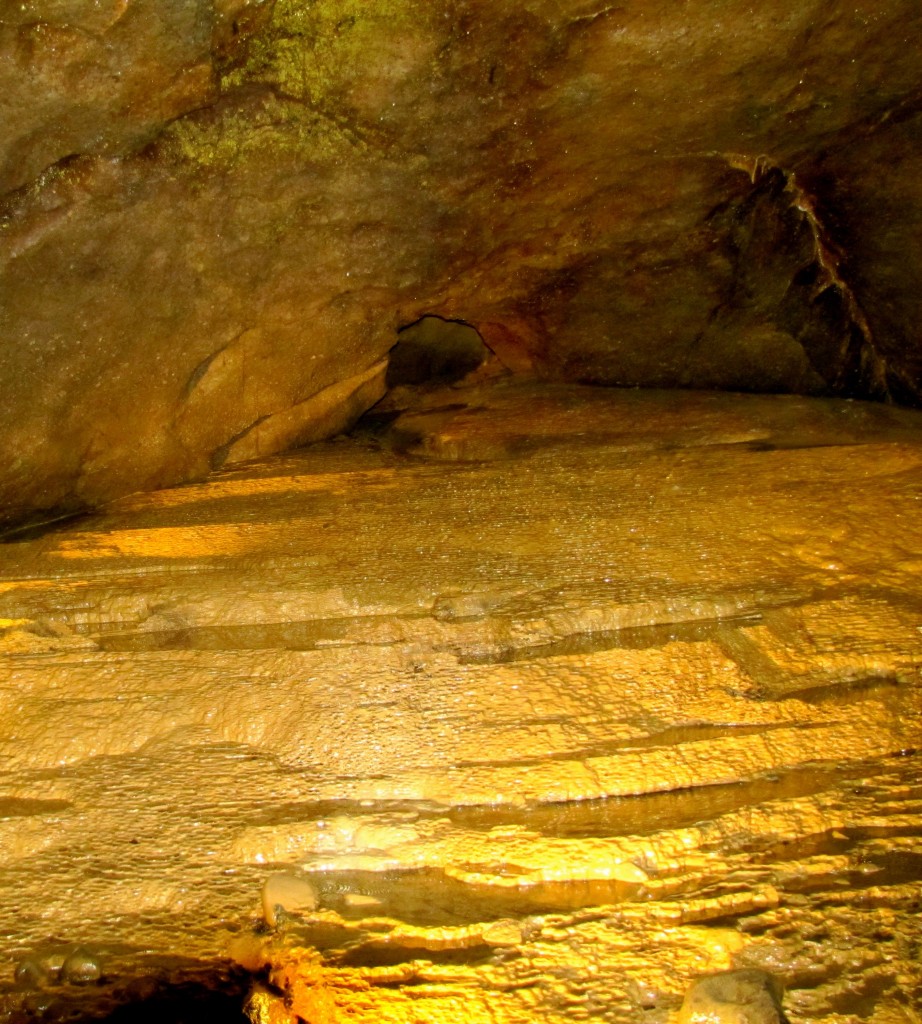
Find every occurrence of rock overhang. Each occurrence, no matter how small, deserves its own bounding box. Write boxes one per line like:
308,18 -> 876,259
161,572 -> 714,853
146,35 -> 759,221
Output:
2,0 -> 922,528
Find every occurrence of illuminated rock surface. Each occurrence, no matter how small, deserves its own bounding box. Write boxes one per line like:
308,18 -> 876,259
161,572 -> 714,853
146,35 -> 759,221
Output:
3,1 -> 922,525
0,382 -> 920,1021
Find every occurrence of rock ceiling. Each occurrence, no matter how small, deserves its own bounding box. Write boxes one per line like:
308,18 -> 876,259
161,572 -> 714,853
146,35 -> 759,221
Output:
2,0 -> 922,529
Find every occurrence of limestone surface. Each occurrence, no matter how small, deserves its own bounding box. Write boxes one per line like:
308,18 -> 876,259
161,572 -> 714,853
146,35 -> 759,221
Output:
0,383 -> 919,1022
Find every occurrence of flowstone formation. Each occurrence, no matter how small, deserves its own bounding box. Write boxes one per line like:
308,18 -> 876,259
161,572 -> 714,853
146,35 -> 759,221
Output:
3,0 -> 922,527
0,382 -> 920,1022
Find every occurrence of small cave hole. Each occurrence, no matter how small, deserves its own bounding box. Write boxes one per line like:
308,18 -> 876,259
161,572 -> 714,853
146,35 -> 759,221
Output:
386,316 -> 491,388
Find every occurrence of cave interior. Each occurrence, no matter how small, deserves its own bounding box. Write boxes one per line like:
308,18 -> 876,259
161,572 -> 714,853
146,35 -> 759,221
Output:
1,2 -> 922,1022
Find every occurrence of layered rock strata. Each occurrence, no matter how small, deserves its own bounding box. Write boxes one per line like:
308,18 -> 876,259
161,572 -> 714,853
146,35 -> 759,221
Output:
0,383 -> 919,1021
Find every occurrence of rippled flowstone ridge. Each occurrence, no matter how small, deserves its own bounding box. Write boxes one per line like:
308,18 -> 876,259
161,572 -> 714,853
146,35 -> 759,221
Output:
0,381 -> 920,1022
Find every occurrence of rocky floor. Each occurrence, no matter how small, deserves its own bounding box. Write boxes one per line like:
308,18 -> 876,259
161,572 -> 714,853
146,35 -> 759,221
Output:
0,381 -> 920,1022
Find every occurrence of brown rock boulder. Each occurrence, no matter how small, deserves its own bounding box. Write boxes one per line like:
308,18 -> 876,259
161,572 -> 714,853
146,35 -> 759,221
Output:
679,970 -> 787,1024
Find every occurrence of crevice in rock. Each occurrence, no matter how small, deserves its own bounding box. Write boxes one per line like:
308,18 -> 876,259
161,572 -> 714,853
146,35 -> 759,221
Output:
780,168 -> 889,397
0,510 -> 95,545
0,153 -> 95,262
712,155 -> 891,401
182,342 -> 233,399
210,415 -> 272,471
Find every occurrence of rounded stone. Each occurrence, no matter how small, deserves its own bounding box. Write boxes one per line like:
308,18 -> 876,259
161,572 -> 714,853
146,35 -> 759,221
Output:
481,920 -> 523,947
343,892 -> 383,908
13,958 -> 47,989
60,947 -> 102,985
678,969 -> 785,1024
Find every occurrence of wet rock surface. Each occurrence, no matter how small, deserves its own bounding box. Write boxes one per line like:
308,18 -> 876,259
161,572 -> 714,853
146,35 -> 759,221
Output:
0,382 -> 920,1021
3,2 -> 922,525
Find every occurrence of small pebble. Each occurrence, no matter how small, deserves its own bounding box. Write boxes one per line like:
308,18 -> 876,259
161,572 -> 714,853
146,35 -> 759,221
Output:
61,947 -> 101,985
261,873 -> 318,928
679,969 -> 785,1024
343,892 -> 383,908
42,953 -> 66,983
13,958 -> 47,989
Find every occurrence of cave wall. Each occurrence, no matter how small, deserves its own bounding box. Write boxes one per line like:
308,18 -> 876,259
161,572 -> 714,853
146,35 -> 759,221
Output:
2,0 -> 922,527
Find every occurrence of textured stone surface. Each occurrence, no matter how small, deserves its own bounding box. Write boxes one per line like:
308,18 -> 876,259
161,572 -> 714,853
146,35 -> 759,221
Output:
679,970 -> 785,1024
0,0 -> 219,193
0,383 -> 920,1021
2,1 -> 922,525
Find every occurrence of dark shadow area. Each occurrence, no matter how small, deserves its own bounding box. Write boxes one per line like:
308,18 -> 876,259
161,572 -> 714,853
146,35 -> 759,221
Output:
7,962 -> 253,1024
82,979 -> 250,1024
0,510 -> 96,544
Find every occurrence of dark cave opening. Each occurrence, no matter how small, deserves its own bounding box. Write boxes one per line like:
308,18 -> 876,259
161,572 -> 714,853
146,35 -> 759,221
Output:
386,316 -> 493,389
